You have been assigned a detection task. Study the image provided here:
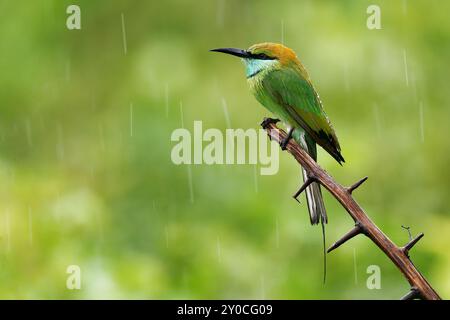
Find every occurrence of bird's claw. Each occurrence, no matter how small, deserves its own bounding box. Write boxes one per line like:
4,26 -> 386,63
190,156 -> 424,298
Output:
280,137 -> 290,150
280,127 -> 294,150
261,117 -> 280,129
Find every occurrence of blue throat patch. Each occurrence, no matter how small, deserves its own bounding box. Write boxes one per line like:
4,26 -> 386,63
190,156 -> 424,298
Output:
243,58 -> 276,78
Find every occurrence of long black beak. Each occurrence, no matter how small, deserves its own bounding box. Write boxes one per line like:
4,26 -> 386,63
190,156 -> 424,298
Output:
210,48 -> 251,59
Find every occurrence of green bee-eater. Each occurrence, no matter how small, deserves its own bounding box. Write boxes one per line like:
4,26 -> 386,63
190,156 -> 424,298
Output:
211,43 -> 344,227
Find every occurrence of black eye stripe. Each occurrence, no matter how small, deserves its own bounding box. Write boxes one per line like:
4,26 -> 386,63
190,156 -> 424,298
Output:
248,52 -> 276,60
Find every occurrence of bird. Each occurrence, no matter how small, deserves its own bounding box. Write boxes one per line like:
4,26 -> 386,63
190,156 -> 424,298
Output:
211,43 -> 345,281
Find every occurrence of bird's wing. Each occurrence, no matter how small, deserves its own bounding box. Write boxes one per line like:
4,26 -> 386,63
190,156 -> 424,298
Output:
261,67 -> 344,163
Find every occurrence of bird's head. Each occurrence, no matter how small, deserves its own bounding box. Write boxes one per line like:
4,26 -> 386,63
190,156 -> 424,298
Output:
211,43 -> 298,78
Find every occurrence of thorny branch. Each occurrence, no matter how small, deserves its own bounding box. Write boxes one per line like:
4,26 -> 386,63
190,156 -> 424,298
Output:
262,120 -> 441,300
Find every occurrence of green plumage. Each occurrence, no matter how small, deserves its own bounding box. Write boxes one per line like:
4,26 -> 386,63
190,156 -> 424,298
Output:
248,63 -> 344,164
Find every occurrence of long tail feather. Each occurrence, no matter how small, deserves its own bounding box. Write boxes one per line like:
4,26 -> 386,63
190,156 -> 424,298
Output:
321,216 -> 326,284
302,167 -> 328,283
301,168 -> 327,225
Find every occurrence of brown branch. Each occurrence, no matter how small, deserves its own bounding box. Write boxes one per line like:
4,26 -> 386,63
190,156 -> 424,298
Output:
263,121 -> 441,300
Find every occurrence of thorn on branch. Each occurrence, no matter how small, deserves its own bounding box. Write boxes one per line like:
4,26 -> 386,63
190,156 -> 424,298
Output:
327,222 -> 365,253
401,233 -> 424,257
293,176 -> 317,202
400,287 -> 421,300
346,176 -> 368,194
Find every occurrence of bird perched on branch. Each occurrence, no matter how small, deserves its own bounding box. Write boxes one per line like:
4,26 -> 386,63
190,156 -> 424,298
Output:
211,43 -> 344,281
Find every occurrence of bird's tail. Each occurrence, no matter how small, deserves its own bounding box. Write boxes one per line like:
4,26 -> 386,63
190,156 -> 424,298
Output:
302,167 -> 328,283
301,168 -> 327,225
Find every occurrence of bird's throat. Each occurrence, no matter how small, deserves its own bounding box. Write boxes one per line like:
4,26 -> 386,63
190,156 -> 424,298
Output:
244,58 -> 277,78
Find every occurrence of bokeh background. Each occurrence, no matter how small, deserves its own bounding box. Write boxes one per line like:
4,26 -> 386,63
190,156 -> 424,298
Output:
0,0 -> 449,299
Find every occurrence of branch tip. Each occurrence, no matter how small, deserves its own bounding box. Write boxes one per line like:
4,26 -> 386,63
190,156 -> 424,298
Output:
327,223 -> 364,253
347,176 -> 368,194
400,287 -> 421,300
293,176 -> 317,200
402,233 -> 424,256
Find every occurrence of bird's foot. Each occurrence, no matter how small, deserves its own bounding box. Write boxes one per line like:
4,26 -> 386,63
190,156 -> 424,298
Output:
280,127 -> 294,150
260,117 -> 280,129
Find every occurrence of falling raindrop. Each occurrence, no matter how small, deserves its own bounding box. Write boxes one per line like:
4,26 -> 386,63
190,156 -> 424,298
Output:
281,19 -> 285,45
403,49 -> 409,87
221,98 -> 231,128
121,13 -> 128,55
187,166 -> 194,204
402,0 -> 408,15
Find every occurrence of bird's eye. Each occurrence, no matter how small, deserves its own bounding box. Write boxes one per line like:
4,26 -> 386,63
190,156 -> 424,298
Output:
253,53 -> 274,60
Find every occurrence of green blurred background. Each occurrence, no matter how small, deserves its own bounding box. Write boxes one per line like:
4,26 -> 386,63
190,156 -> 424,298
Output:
0,0 -> 449,299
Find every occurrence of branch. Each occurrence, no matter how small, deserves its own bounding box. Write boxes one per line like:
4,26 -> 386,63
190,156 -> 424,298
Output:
262,121 -> 441,300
